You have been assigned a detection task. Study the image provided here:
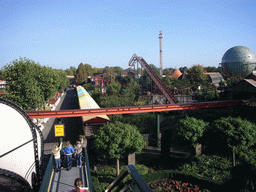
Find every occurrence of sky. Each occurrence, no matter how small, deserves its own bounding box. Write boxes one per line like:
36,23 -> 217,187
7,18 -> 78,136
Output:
1,0 -> 256,71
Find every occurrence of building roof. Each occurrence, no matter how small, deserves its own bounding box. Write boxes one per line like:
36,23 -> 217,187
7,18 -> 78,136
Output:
206,72 -> 224,84
230,79 -> 256,92
76,86 -> 110,124
168,70 -> 182,79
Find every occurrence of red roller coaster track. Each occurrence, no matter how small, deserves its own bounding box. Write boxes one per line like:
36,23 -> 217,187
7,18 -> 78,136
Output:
26,100 -> 243,119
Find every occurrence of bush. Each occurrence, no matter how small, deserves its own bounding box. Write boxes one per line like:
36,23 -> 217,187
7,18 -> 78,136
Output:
176,155 -> 233,182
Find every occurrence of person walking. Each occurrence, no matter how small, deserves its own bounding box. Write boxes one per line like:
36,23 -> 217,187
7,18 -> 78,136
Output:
74,136 -> 86,168
52,143 -> 62,172
61,141 -> 75,171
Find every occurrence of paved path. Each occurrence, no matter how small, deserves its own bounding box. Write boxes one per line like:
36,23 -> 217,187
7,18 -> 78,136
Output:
42,89 -> 67,155
42,87 -> 83,155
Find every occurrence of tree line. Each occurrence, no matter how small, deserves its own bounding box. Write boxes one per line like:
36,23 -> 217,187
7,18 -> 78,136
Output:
1,57 -> 69,110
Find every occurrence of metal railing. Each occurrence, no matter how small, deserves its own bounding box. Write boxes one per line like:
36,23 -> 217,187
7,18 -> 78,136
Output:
38,154 -> 54,192
83,147 -> 94,192
105,165 -> 152,192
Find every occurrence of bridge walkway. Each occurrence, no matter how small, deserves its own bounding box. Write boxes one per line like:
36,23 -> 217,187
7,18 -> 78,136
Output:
50,165 -> 88,192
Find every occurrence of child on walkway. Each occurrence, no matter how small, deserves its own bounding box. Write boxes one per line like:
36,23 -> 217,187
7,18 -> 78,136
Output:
61,141 -> 75,171
52,142 -> 62,172
70,178 -> 88,192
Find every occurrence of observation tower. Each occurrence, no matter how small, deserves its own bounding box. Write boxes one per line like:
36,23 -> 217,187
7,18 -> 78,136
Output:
159,30 -> 163,77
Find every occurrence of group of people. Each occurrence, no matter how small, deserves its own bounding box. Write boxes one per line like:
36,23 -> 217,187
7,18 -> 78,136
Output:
52,135 -> 87,172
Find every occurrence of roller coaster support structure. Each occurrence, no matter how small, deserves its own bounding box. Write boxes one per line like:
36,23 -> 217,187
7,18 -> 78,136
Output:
129,54 -> 178,104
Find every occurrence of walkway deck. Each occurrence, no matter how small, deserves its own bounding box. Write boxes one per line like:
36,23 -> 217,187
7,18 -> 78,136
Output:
51,165 -> 88,192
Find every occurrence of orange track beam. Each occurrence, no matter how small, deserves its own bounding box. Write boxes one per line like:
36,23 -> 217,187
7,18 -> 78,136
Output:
26,100 -> 243,119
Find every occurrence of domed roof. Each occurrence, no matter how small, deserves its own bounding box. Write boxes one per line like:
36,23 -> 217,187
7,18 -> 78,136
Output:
221,46 -> 256,64
221,46 -> 256,78
168,69 -> 182,79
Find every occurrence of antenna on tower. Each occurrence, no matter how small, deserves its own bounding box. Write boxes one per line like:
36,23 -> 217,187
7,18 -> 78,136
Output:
159,30 -> 163,77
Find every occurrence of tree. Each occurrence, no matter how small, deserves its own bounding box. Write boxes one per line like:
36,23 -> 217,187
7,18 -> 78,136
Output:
163,68 -> 171,76
2,57 -> 44,110
38,66 -> 57,102
186,65 -> 208,87
94,121 -> 146,175
113,66 -> 123,75
106,81 -> 121,95
139,64 -> 161,92
120,79 -> 139,101
84,64 -> 93,77
3,57 -> 69,110
75,63 -> 87,83
179,66 -> 188,73
174,116 -> 209,156
205,66 -> 218,72
65,66 -> 76,76
149,64 -> 161,79
208,117 -> 256,167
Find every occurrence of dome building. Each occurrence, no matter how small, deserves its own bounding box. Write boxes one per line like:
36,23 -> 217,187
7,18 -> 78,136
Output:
220,46 -> 256,100
220,46 -> 256,78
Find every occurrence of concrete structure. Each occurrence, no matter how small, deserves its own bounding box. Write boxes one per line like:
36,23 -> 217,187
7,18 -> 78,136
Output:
159,30 -> 163,77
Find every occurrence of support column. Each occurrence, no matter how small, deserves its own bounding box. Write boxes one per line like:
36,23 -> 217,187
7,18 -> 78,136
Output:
161,130 -> 171,159
157,113 -> 160,147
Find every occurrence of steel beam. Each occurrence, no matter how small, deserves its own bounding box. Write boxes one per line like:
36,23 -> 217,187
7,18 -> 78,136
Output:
26,100 -> 243,119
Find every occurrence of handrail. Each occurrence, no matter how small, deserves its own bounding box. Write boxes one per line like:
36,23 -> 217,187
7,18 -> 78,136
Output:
39,154 -> 54,192
84,147 -> 94,192
39,141 -> 62,192
105,165 -> 152,192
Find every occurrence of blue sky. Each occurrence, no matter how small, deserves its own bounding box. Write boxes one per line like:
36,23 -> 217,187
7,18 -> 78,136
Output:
1,0 -> 256,70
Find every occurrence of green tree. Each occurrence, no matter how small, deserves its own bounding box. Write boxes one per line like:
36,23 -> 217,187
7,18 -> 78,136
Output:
209,117 -> 256,167
205,66 -> 218,72
179,66 -> 188,73
84,64 -> 93,77
75,63 -> 87,83
83,83 -> 95,93
94,121 -> 146,175
38,66 -> 57,102
113,66 -> 123,75
174,116 -> 209,155
163,68 -> 171,76
149,64 -> 161,79
186,65 -> 208,87
65,66 -> 76,76
120,79 -> 139,101
2,57 -> 44,110
98,95 -> 134,107
106,81 -> 121,95
93,67 -> 103,74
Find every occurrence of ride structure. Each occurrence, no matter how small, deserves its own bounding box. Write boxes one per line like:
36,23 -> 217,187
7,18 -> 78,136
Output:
0,98 -> 44,191
128,54 -> 178,105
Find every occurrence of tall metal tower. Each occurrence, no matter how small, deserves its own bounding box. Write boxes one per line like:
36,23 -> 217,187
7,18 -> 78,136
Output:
159,30 -> 163,77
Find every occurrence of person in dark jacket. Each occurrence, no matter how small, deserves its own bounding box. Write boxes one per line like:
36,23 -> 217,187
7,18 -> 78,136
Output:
61,141 -> 75,171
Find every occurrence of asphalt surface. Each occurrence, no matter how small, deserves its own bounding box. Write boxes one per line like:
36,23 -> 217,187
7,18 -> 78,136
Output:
42,87 -> 84,155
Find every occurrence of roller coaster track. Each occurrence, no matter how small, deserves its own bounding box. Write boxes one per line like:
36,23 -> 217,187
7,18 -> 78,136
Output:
26,100 -> 243,118
129,54 -> 178,104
